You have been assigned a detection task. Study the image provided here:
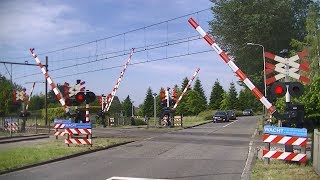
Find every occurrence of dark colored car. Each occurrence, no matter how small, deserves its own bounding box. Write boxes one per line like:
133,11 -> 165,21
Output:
226,110 -> 236,120
213,111 -> 229,123
243,109 -> 254,116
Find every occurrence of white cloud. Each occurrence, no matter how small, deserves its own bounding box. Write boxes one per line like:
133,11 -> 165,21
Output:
0,1 -> 90,47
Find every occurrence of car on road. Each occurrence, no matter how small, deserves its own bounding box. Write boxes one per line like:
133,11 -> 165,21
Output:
213,111 -> 229,123
226,110 -> 236,120
242,109 -> 254,116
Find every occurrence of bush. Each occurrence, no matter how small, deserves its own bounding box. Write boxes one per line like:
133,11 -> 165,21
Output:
134,118 -> 147,126
198,109 -> 216,120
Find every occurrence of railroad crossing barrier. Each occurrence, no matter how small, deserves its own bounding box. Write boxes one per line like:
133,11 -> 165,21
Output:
64,123 -> 92,146
173,116 -> 183,127
53,119 -> 71,139
4,118 -> 19,132
262,125 -> 307,163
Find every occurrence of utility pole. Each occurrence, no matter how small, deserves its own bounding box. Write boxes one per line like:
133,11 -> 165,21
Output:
45,57 -> 49,132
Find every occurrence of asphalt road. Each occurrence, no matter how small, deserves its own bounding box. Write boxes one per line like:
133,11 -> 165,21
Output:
0,115 -> 258,180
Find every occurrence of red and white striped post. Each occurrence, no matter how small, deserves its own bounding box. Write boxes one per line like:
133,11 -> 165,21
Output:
103,48 -> 134,112
30,48 -> 70,114
173,67 -> 200,109
188,18 -> 276,115
85,103 -> 90,123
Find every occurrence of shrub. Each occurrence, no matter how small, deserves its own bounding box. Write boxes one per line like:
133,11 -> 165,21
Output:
198,109 -> 216,120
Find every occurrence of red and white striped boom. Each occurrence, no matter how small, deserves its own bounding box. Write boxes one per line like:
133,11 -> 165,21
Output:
173,67 -> 200,109
188,18 -> 276,114
25,82 -> 35,111
30,48 -> 70,113
103,48 -> 134,112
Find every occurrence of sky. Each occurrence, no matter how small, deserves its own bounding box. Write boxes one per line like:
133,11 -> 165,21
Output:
0,0 -> 242,106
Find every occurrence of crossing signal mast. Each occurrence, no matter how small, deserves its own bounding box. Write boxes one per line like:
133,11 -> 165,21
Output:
159,68 -> 200,127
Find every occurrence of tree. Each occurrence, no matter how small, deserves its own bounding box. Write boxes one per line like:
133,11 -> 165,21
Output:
228,82 -> 238,110
29,94 -> 45,110
209,79 -> 225,109
220,92 -> 230,110
108,96 -> 122,116
238,88 -> 260,111
181,77 -> 190,90
193,78 -> 207,108
186,90 -> 205,115
142,87 -> 154,117
48,83 -> 66,107
0,74 -> 23,115
209,0 -> 313,92
122,95 -> 132,117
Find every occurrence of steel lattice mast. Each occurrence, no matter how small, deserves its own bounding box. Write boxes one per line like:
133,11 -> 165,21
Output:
188,18 -> 276,115
103,48 -> 135,112
30,48 -> 70,114
173,67 -> 200,109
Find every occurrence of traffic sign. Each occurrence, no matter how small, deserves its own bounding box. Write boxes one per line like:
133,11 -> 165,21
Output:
54,119 -> 72,124
64,123 -> 92,129
5,118 -> 17,123
263,125 -> 307,137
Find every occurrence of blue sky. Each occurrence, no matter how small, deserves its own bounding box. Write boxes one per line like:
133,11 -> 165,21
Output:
0,0 -> 241,106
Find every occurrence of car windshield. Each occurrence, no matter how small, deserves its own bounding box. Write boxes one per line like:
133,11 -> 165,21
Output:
215,111 -> 226,115
244,109 -> 252,112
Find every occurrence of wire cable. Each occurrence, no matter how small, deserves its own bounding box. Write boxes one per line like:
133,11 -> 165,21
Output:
7,8 -> 210,60
53,49 -> 212,79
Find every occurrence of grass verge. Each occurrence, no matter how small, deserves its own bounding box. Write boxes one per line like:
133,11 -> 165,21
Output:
182,116 -> 212,127
0,137 -> 135,173
251,159 -> 319,180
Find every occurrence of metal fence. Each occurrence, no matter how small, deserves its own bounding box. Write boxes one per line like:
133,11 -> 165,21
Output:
0,116 -> 50,136
313,129 -> 320,175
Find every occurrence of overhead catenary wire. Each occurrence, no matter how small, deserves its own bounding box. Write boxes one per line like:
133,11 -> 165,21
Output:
6,8 -> 210,60
14,34 -> 205,79
53,49 -> 212,79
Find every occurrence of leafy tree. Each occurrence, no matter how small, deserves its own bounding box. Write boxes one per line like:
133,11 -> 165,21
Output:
122,95 -> 132,117
193,78 -> 207,109
209,0 -> 313,92
228,82 -> 238,110
142,87 -> 154,117
29,94 -> 45,110
186,90 -> 205,115
209,79 -> 225,109
0,74 -> 23,115
220,92 -> 230,110
238,88 -> 260,111
48,83 -> 66,107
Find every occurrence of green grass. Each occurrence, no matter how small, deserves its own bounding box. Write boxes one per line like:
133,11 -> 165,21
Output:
0,137 -> 135,172
182,116 -> 211,127
251,159 -> 319,180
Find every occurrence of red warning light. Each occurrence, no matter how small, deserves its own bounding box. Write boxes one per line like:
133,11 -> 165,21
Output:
275,86 -> 283,94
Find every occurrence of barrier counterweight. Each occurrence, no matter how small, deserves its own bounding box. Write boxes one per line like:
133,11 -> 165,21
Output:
188,18 -> 276,115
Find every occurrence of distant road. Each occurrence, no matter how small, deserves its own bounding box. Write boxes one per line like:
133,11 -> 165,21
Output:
1,116 -> 258,180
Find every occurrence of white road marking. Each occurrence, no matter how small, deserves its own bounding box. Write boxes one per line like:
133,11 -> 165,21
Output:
222,120 -> 238,128
106,177 -> 170,180
241,128 -> 257,179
